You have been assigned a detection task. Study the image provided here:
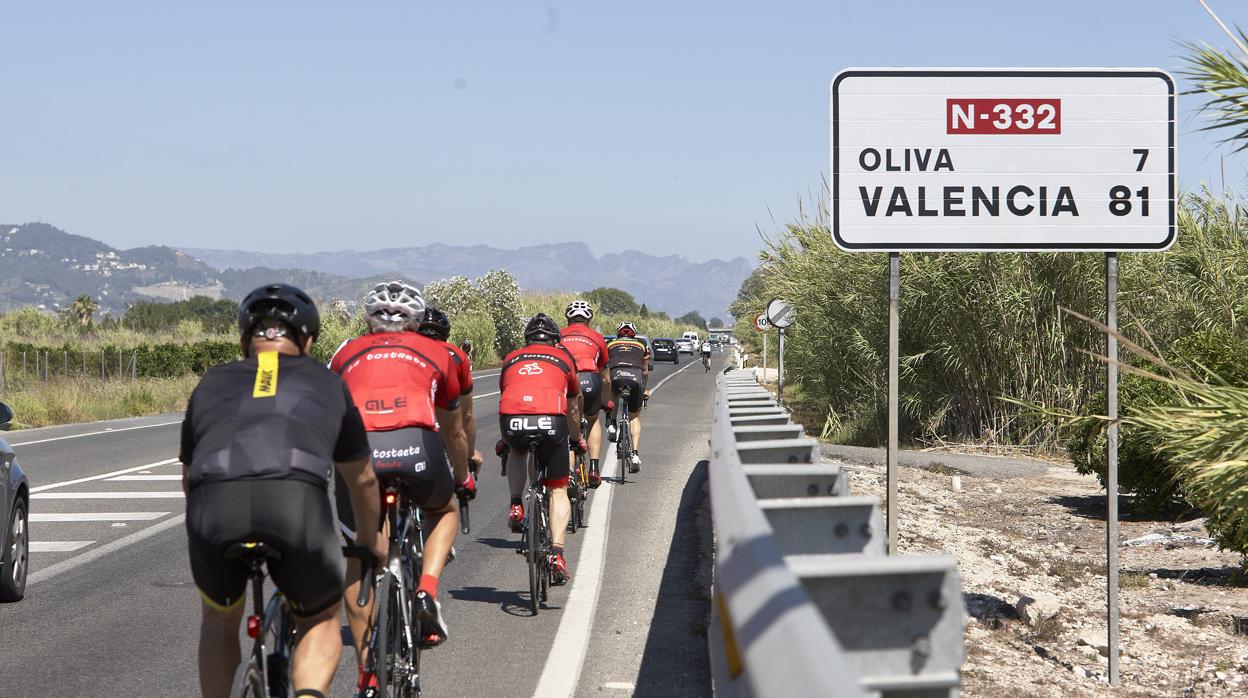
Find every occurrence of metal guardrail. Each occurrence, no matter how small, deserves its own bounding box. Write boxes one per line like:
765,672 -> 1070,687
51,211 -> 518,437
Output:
708,370 -> 966,697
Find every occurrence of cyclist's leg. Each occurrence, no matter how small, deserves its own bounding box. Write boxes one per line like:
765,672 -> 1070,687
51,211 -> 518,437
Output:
186,481 -> 254,698
264,481 -> 346,695
413,429 -> 457,587
536,416 -> 572,549
501,415 -> 532,523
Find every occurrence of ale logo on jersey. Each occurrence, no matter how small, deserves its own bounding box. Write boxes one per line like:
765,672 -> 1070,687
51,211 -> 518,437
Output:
509,416 -> 554,431
517,362 -> 544,376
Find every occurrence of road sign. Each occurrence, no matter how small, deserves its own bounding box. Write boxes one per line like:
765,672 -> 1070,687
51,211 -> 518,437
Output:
766,299 -> 796,328
755,313 -> 770,331
830,69 -> 1175,251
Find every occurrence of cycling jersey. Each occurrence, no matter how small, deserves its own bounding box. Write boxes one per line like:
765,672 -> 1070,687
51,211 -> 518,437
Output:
329,331 -> 460,432
180,352 -> 370,490
446,341 -> 474,395
701,342 -> 712,355
559,323 -> 609,373
606,337 -> 649,370
498,344 -> 579,415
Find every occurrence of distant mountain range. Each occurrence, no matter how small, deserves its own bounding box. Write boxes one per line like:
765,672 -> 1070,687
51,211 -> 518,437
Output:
0,223 -> 751,318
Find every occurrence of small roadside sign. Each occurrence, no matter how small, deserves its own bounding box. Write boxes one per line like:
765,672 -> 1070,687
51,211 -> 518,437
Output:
755,313 -> 770,331
766,299 -> 796,328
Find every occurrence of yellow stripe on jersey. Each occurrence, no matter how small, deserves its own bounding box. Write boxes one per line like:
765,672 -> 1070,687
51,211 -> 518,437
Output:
253,351 -> 279,398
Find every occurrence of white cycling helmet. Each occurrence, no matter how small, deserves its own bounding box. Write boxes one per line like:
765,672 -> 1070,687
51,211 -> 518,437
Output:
616,321 -> 638,338
565,300 -> 594,322
365,281 -> 425,321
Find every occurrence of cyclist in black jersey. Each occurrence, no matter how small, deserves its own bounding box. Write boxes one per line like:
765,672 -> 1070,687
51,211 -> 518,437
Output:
605,321 -> 650,473
180,284 -> 385,698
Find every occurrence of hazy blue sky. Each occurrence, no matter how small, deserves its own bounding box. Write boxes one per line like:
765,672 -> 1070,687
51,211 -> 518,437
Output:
3,1 -> 1245,262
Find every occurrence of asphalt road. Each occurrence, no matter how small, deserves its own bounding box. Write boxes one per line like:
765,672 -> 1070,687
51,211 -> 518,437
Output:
0,353 -> 720,697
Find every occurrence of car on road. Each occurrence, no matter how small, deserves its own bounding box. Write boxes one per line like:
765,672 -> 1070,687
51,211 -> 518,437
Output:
1,402 -> 29,602
636,335 -> 657,371
675,339 -> 694,354
651,338 -> 679,364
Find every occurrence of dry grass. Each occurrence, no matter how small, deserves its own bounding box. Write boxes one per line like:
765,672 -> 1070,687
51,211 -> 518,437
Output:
3,375 -> 196,428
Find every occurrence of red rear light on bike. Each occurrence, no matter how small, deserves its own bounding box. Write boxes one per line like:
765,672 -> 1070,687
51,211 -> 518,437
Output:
385,493 -> 397,505
246,615 -> 261,639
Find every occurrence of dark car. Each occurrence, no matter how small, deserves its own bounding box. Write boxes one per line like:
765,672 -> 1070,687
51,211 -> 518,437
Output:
651,338 -> 679,364
1,402 -> 29,602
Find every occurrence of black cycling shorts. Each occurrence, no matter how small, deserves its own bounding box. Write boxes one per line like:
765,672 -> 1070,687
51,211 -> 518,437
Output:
335,427 -> 454,538
500,414 -> 570,483
578,371 -> 603,415
610,368 -> 645,414
186,479 -> 344,617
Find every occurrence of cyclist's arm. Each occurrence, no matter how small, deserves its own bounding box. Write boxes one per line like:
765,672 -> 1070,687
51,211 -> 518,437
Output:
568,397 -> 583,443
599,366 -> 612,404
438,405 -> 470,484
337,456 -> 385,559
462,393 -> 479,464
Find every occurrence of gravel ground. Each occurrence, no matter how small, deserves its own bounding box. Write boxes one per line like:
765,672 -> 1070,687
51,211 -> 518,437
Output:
831,446 -> 1248,697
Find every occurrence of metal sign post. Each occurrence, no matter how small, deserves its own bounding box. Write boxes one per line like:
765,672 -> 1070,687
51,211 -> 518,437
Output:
765,299 -> 797,405
777,328 -> 786,405
1106,252 -> 1120,683
887,252 -> 900,555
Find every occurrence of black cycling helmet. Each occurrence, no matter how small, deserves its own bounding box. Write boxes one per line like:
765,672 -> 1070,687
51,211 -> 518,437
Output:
417,306 -> 452,341
238,284 -> 320,352
523,313 -> 560,343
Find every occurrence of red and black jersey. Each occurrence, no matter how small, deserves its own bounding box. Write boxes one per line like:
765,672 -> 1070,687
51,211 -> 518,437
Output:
444,341 -> 474,395
499,343 -> 579,415
559,323 -> 608,373
329,331 -> 460,432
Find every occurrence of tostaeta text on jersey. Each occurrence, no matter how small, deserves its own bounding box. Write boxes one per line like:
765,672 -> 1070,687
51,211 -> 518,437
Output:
854,147 -> 1079,218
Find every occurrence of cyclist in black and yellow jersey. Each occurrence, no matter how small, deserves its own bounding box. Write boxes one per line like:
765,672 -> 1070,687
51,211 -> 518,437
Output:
180,284 -> 385,698
605,321 -> 650,473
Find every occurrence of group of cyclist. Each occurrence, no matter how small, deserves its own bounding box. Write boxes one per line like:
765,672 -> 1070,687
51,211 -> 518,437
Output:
179,281 -> 654,697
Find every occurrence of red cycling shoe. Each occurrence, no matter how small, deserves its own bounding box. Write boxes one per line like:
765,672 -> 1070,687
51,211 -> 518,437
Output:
508,503 -> 525,533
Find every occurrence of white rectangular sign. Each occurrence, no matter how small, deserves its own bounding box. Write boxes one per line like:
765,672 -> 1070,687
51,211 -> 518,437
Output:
830,69 -> 1175,251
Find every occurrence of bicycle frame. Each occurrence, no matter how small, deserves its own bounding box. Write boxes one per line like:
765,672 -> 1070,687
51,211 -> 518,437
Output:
363,483 -> 424,698
228,544 -> 295,698
520,439 -> 551,615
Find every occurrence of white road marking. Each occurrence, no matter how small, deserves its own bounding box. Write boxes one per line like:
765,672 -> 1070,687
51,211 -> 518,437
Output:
30,541 -> 95,553
473,370 -> 500,379
32,491 -> 185,499
26,514 -> 186,587
532,355 -> 699,697
602,682 -> 636,691
8,420 -> 181,447
108,474 -> 183,481
533,447 -> 620,697
30,458 -> 180,493
476,390 -> 500,398
29,512 -> 170,522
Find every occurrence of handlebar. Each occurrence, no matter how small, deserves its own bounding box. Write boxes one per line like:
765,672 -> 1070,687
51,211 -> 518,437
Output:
341,545 -> 376,607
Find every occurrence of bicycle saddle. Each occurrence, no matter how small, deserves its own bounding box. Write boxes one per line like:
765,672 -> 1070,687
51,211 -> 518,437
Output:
224,541 -> 282,563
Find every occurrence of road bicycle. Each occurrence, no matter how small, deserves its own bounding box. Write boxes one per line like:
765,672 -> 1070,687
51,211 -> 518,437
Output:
615,387 -> 637,479
347,479 -> 427,698
227,542 -> 296,698
501,435 -> 554,616
567,448 -> 589,532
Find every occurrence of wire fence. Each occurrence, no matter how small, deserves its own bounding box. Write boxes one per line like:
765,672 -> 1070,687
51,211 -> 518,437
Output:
0,348 -> 138,391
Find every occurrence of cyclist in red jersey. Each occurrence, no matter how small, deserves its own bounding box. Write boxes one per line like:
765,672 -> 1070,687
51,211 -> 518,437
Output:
329,281 -> 470,675
559,300 -> 610,487
498,313 -> 585,584
417,306 -> 485,487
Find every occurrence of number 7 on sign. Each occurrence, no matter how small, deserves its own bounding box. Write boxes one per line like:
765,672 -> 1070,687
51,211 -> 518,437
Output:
1133,149 -> 1148,172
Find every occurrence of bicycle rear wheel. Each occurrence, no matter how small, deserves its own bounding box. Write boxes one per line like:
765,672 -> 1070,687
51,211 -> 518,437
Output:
538,492 -> 550,603
229,659 -> 264,698
525,486 -> 540,615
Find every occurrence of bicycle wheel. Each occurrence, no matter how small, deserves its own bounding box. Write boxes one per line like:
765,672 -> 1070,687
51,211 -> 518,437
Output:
373,572 -> 395,698
262,595 -> 295,698
229,659 -> 265,698
525,486 -> 540,615
538,491 -> 550,603
615,407 -> 629,481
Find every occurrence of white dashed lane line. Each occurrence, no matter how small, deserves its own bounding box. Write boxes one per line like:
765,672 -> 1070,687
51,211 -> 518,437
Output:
30,512 -> 171,522
32,491 -> 185,499
29,541 -> 95,553
30,458 -> 181,492
107,475 -> 183,481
